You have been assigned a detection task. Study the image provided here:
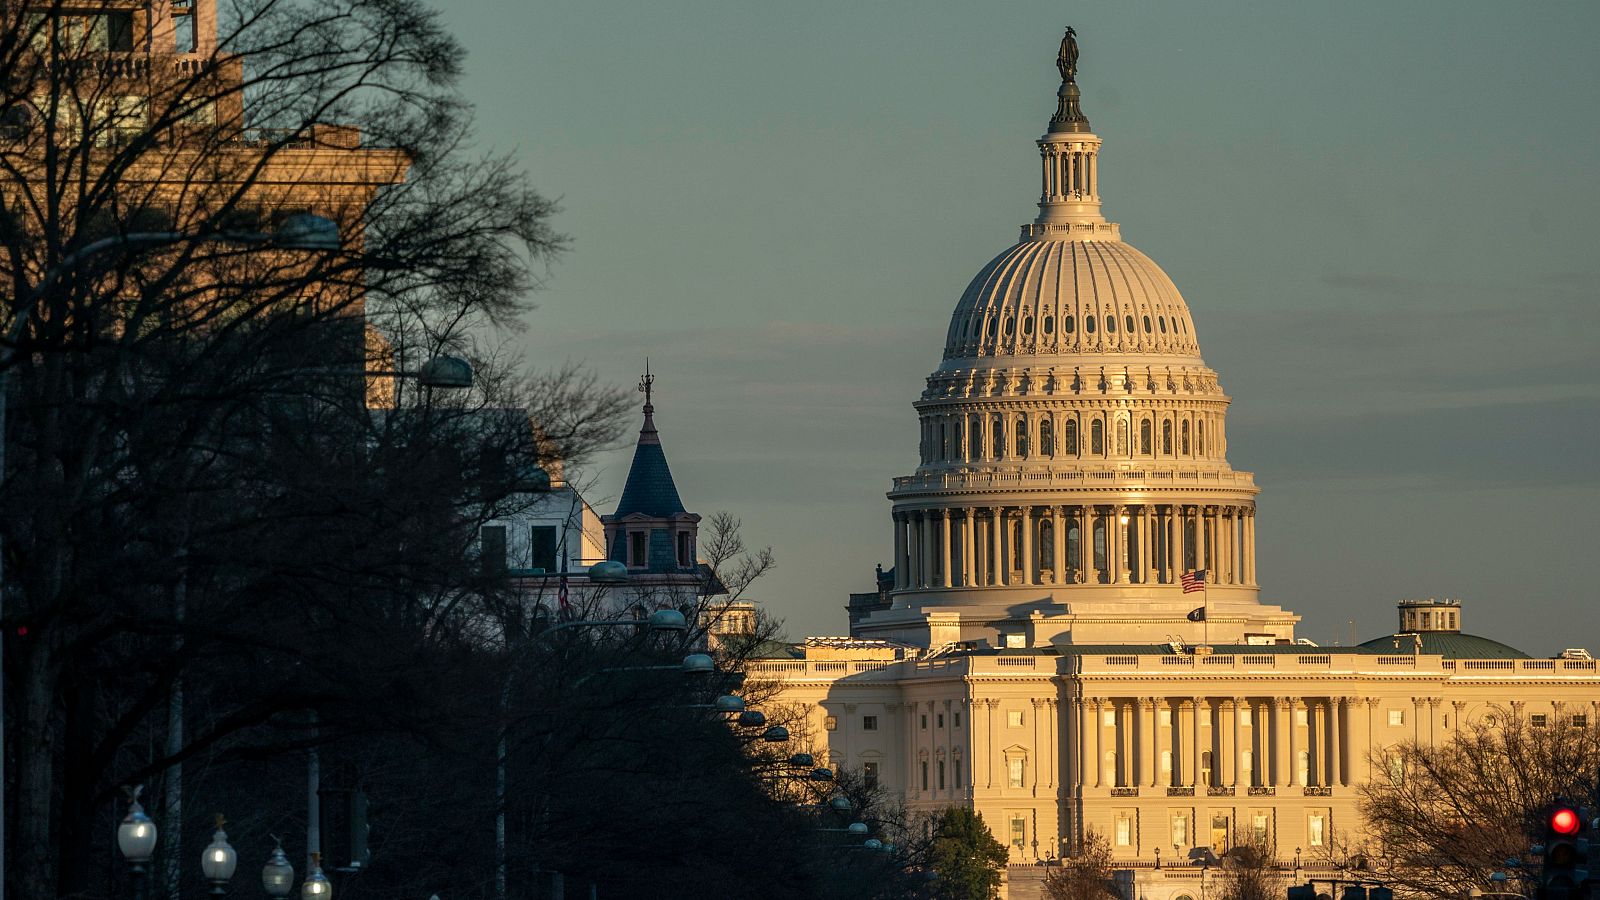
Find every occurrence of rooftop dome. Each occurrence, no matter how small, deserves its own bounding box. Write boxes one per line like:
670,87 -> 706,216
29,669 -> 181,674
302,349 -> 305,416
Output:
944,238 -> 1203,361
1357,631 -> 1530,660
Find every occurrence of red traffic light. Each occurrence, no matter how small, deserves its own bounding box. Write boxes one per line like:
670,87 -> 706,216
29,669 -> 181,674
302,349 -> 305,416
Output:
1550,806 -> 1581,836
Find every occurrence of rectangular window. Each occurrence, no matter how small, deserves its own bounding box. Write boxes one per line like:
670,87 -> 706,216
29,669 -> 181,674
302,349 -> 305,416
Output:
920,761 -> 928,791
954,759 -> 963,788
1388,709 -> 1405,726
628,531 -> 648,567
1115,816 -> 1131,847
1573,714 -> 1589,728
1010,815 -> 1027,852
937,714 -> 945,728
1008,757 -> 1026,788
862,715 -> 878,732
954,712 -> 962,727
824,715 -> 837,732
1252,813 -> 1270,844
938,760 -> 946,790
1531,714 -> 1548,728
529,526 -> 558,572
1171,813 -> 1188,847
1008,710 -> 1024,728
1308,813 -> 1326,847
1004,632 -> 1026,648
921,714 -> 928,730
863,762 -> 879,789
1387,756 -> 1405,785
676,531 -> 693,567
479,525 -> 507,574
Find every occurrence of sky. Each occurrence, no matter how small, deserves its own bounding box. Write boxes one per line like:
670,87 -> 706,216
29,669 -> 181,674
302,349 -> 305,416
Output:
428,1 -> 1600,655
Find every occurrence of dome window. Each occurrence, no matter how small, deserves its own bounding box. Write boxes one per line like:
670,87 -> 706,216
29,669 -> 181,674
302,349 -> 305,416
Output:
1064,419 -> 1079,455
1125,315 -> 1135,334
1105,315 -> 1115,333
1162,420 -> 1173,455
1143,315 -> 1152,333
1022,318 -> 1034,336
1090,419 -> 1104,456
1040,417 -> 1054,456
988,318 -> 998,337
1085,316 -> 1095,334
1064,316 -> 1076,334
1043,316 -> 1054,334
1158,317 -> 1167,334
1004,318 -> 1015,336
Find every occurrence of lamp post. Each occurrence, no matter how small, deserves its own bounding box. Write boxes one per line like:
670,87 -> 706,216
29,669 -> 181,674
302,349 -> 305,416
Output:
261,838 -> 296,899
301,852 -> 332,899
117,786 -> 160,900
199,815 -> 238,896
0,214 -> 340,900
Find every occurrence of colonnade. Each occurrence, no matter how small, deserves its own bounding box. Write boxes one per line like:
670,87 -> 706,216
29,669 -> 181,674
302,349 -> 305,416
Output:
891,503 -> 1255,591
1040,140 -> 1099,202
1074,696 -> 1386,793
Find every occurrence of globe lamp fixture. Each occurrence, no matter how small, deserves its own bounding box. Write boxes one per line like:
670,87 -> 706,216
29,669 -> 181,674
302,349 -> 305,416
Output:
261,837 -> 295,899
301,852 -> 332,898
199,814 -> 239,892
117,786 -> 159,863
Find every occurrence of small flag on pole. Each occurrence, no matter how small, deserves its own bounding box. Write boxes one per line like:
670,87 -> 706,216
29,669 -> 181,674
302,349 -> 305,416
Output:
1181,569 -> 1207,594
1187,606 -> 1207,622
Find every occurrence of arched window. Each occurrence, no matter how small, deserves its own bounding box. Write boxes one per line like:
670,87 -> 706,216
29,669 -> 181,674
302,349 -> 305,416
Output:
1066,522 -> 1081,574
1115,419 -> 1129,456
1139,419 -> 1152,455
1043,316 -> 1054,334
1065,316 -> 1076,334
1093,517 -> 1107,581
1023,317 -> 1034,335
1181,420 -> 1191,455
1004,318 -> 1015,336
1064,419 -> 1079,455
954,418 -> 965,459
1159,317 -> 1168,334
1125,314 -> 1136,334
970,414 -> 983,460
1105,315 -> 1116,333
1010,518 -> 1024,570
1143,315 -> 1152,332
991,415 -> 1005,459
1162,420 -> 1173,455
987,317 -> 998,337
1090,419 -> 1104,455
1014,418 -> 1029,458
1085,316 -> 1096,334
1039,416 -> 1054,456
1197,420 -> 1206,456
937,421 -> 948,461
1038,519 -> 1054,573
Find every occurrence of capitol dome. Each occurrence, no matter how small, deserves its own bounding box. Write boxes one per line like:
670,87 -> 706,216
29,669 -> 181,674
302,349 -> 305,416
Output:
944,238 -> 1202,361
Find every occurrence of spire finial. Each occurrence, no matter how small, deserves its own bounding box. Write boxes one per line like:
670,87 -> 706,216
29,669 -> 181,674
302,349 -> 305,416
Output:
1049,26 -> 1090,133
637,360 -> 658,442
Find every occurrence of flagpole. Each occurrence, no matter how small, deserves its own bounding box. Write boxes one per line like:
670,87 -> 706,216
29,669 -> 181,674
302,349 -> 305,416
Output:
1203,573 -> 1210,650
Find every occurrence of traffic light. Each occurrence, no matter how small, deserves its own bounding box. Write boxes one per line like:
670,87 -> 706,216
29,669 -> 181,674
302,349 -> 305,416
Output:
1539,802 -> 1590,900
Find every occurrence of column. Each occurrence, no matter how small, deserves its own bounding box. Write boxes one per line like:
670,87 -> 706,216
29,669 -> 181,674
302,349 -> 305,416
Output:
1275,697 -> 1292,788
998,508 -> 1012,587
1221,508 -> 1234,583
1190,697 -> 1205,787
939,509 -> 953,589
1111,506 -> 1127,584
1228,698 -> 1242,788
1328,698 -> 1342,787
1142,505 -> 1157,583
1169,504 -> 1182,580
962,509 -> 976,588
1166,698 -> 1180,785
1091,699 -> 1104,788
1079,506 -> 1094,582
1290,697 -> 1303,786
1052,506 -> 1066,585
1020,506 -> 1034,586
989,507 -> 1003,587
906,514 -> 921,589
1032,699 -> 1044,796
1045,699 -> 1058,790
1143,698 -> 1159,788
893,513 -> 908,590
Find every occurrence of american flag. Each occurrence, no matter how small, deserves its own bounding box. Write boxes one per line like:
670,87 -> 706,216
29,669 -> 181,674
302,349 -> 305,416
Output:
1181,569 -> 1207,594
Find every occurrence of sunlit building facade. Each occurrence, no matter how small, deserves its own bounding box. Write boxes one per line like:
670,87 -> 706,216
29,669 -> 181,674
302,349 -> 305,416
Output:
752,34 -> 1600,900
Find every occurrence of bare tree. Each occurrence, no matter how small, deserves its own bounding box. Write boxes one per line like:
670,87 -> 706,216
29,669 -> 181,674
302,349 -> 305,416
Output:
1215,830 -> 1284,900
1352,710 -> 1600,900
1041,829 -> 1118,900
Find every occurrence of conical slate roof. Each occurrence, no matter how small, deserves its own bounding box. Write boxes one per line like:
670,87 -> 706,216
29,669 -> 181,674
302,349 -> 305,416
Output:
612,400 -> 685,518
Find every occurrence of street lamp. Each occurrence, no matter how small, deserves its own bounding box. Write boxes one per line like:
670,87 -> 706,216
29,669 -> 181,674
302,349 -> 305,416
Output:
200,815 -> 238,895
117,786 -> 159,900
261,837 -> 296,898
301,852 -> 332,898
714,694 -> 745,713
761,725 -> 790,743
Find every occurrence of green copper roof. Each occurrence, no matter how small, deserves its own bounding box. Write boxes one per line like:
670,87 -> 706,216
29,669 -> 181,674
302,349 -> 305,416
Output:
1357,632 -> 1530,660
612,401 -> 686,518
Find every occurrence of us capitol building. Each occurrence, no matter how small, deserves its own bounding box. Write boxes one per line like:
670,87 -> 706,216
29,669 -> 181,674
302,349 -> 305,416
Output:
748,30 -> 1600,898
